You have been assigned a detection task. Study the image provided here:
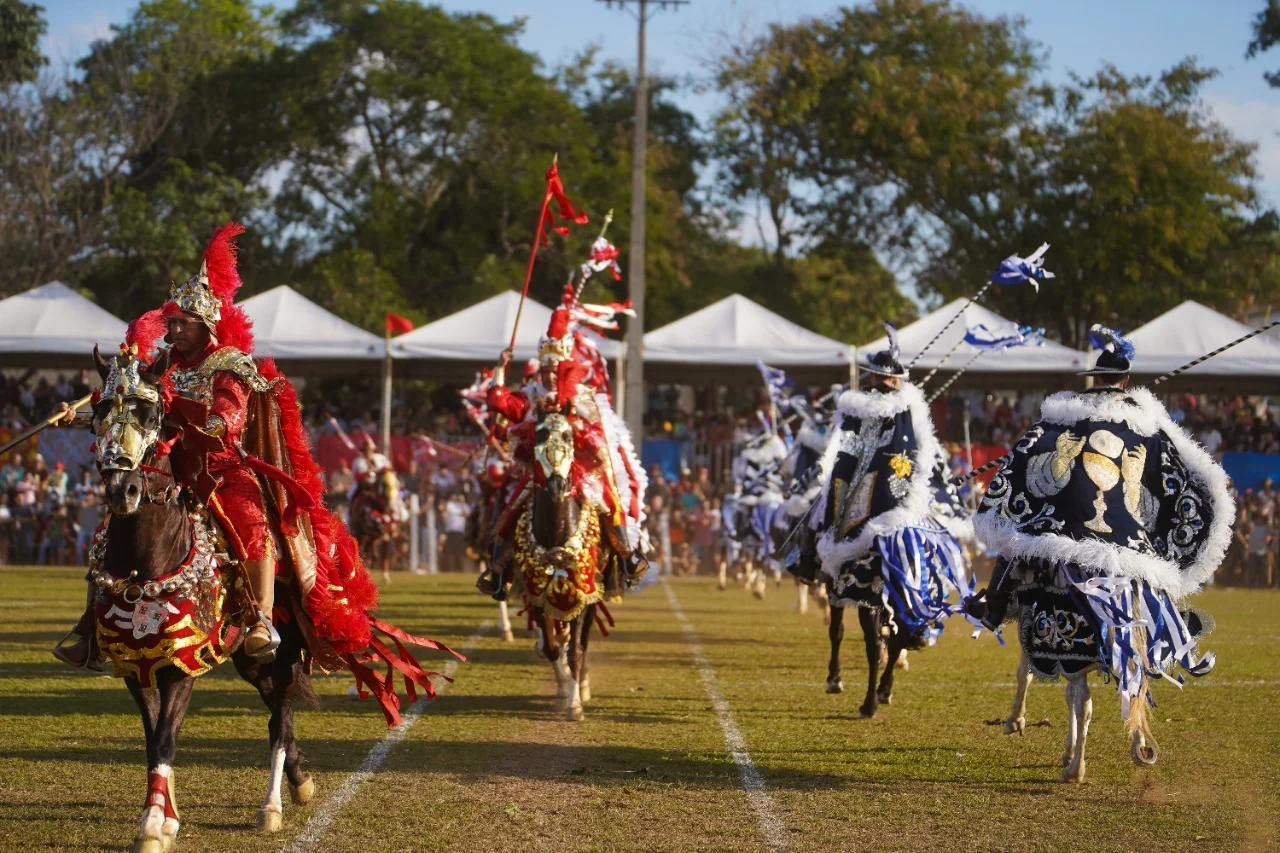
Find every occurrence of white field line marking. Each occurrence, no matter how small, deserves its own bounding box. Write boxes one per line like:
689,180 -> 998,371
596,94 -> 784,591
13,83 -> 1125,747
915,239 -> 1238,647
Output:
662,579 -> 788,852
284,621 -> 492,852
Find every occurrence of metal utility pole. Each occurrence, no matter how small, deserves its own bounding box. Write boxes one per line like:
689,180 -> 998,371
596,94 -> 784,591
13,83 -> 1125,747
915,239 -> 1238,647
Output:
597,0 -> 688,439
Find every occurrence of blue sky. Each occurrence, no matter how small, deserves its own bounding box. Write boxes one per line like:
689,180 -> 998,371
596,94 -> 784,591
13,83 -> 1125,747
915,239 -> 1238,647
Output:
40,0 -> 1280,205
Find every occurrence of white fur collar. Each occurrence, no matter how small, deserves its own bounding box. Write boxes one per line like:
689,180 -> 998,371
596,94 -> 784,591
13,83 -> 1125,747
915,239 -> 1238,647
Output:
1039,386 -> 1162,436
813,381 -> 941,575
836,382 -> 924,421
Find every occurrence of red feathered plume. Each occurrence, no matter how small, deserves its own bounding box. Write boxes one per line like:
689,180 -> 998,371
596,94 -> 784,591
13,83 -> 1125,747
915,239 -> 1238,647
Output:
546,307 -> 570,341
126,307 -> 173,361
203,222 -> 246,302
556,359 -> 588,408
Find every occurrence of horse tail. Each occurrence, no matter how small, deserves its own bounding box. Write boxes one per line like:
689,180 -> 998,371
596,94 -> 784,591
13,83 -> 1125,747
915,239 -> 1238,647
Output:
293,664 -> 320,709
1126,623 -> 1158,766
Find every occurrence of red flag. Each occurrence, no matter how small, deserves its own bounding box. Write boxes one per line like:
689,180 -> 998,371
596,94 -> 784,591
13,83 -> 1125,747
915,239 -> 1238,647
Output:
541,160 -> 589,245
385,313 -> 414,335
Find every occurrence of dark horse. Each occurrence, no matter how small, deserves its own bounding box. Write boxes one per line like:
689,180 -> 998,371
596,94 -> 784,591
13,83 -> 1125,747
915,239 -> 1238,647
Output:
519,412 -> 617,721
88,349 -> 314,851
349,469 -> 401,582
825,599 -> 915,719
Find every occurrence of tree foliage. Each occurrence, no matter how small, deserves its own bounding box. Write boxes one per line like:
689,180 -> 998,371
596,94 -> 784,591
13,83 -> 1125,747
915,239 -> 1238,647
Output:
0,0 -> 45,86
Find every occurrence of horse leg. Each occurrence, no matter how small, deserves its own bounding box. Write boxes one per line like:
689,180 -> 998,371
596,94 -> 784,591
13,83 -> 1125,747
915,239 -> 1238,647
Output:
1060,676 -> 1081,776
877,633 -> 906,707
579,607 -> 593,704
534,610 -> 570,700
825,604 -> 845,694
857,607 -> 882,718
1004,652 -> 1033,735
565,608 -> 589,721
1062,674 -> 1092,783
380,537 -> 391,583
796,579 -> 808,615
497,599 -> 514,643
128,669 -> 194,853
716,555 -> 728,590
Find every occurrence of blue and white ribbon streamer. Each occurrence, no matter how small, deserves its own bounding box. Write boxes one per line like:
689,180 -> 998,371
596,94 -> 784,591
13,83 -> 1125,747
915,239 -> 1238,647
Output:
963,323 -> 1046,352
991,242 -> 1055,291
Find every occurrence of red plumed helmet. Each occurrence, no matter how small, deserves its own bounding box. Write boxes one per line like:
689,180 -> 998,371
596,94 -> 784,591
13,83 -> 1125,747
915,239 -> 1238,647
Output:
546,307 -> 570,340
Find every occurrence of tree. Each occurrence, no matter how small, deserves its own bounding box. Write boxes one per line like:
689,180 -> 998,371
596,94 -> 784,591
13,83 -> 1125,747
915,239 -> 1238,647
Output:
0,0 -> 46,86
1247,0 -> 1280,86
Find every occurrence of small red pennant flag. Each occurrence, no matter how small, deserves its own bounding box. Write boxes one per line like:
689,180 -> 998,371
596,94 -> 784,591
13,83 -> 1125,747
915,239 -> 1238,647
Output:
385,313 -> 415,335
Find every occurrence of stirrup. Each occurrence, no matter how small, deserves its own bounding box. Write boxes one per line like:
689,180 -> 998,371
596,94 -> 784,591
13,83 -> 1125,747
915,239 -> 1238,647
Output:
51,630 -> 107,673
245,609 -> 281,662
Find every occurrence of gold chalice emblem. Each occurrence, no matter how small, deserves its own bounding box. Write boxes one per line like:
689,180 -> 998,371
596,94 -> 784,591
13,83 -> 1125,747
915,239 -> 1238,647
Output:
1082,430 -> 1123,533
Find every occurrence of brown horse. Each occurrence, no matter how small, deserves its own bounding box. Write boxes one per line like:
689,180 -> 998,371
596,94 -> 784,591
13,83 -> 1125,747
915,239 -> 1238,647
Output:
517,412 -> 620,721
86,349 -> 316,851
349,469 -> 401,582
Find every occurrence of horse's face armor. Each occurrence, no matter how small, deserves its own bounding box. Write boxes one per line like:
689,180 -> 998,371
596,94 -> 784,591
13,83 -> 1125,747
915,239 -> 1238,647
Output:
535,413 -> 574,484
93,347 -> 164,474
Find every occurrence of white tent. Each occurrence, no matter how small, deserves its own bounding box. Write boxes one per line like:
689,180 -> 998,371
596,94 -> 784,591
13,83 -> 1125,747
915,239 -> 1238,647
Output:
859,298 -> 1087,377
644,294 -> 852,369
0,282 -> 127,367
240,286 -> 384,366
389,291 -> 620,379
1125,300 -> 1280,380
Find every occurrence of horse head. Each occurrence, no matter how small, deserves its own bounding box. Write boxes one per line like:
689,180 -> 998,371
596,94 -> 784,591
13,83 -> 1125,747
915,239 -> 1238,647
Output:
535,411 -> 574,505
92,344 -> 170,516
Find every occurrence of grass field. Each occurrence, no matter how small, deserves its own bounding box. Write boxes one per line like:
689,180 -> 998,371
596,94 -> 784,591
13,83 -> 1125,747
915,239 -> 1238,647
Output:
0,566 -> 1277,852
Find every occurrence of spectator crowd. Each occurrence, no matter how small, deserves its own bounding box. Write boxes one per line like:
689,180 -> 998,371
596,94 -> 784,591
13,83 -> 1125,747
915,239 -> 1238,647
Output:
2,365 -> 1279,590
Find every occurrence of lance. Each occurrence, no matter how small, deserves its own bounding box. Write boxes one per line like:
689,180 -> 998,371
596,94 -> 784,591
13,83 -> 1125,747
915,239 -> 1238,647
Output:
507,153 -> 559,351
927,349 -> 985,404
906,279 -> 996,371
950,318 -> 1280,486
917,332 -> 972,388
1151,320 -> 1280,386
0,394 -> 94,458
573,208 -> 615,303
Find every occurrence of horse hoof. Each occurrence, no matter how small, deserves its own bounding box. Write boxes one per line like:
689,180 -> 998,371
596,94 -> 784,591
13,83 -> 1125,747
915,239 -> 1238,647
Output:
567,705 -> 585,722
825,678 -> 843,694
857,705 -> 877,719
1131,742 -> 1158,766
876,691 -> 892,706
501,629 -> 514,643
290,774 -> 316,806
1003,717 -> 1025,736
895,654 -> 909,671
257,808 -> 283,834
130,838 -> 167,853
1060,763 -> 1085,783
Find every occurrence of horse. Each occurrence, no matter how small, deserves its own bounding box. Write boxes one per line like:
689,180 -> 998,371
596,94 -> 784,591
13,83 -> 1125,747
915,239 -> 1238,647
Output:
514,411 -> 617,722
349,468 -> 401,582
85,348 -> 315,852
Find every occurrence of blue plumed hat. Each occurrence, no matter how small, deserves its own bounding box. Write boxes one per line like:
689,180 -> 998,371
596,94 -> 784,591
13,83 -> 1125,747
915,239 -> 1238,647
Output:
860,322 -> 909,378
1080,324 -> 1134,377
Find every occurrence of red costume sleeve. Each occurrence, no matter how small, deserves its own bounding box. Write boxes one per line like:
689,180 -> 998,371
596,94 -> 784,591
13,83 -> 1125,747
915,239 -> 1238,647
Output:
209,370 -> 250,443
486,385 -> 530,424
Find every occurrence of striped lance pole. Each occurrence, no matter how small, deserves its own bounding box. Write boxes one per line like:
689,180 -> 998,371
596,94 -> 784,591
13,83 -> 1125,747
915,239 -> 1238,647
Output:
927,349 -> 985,404
906,280 -> 995,370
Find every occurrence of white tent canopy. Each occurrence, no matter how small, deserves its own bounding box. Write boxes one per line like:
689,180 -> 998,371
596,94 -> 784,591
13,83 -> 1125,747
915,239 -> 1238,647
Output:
1125,300 -> 1280,378
390,290 -> 620,366
240,285 -> 384,362
859,298 -> 1087,375
0,282 -> 127,367
644,294 -> 851,366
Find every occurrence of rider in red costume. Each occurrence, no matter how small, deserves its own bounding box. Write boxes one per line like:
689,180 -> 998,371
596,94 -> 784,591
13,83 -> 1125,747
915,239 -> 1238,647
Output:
475,304 -> 647,598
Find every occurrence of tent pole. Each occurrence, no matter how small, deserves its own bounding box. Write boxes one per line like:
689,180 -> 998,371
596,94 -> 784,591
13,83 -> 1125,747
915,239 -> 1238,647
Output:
381,327 -> 392,452
615,339 -> 627,417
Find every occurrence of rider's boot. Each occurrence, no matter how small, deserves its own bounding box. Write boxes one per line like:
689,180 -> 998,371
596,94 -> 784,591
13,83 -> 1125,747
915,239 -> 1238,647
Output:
52,583 -> 107,671
476,540 -> 510,601
243,558 -> 281,662
612,524 -> 649,586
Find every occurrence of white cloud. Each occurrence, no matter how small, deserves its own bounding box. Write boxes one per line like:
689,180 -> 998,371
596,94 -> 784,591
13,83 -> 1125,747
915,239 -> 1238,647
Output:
1204,91 -> 1280,206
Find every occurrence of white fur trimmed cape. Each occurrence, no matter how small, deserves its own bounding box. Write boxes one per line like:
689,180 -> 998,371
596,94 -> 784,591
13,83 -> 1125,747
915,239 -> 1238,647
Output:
973,386 -> 1234,600
810,382 -> 942,579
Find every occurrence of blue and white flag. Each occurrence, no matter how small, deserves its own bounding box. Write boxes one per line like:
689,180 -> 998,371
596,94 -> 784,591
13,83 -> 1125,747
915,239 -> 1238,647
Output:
963,323 -> 1045,352
991,242 -> 1054,291
756,360 -> 792,406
